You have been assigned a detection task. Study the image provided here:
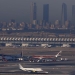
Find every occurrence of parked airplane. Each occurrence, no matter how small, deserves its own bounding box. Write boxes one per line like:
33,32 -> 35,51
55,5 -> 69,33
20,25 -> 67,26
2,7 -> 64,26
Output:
19,64 -> 48,74
30,51 -> 62,60
29,51 -> 62,62
0,51 -> 23,61
61,44 -> 71,47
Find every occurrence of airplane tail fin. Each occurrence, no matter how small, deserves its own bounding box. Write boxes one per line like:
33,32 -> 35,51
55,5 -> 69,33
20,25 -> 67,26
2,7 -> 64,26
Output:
55,51 -> 62,57
19,64 -> 24,70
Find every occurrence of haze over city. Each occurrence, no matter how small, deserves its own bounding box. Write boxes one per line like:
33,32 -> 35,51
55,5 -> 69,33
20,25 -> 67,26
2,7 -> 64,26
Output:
0,0 -> 75,23
0,1 -> 75,75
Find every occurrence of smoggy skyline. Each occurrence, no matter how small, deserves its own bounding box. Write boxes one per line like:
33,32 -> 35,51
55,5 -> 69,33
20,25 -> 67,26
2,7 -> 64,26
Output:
0,0 -> 75,23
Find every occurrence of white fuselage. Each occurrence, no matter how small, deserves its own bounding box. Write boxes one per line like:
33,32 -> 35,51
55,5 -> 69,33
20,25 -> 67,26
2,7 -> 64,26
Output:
21,68 -> 43,71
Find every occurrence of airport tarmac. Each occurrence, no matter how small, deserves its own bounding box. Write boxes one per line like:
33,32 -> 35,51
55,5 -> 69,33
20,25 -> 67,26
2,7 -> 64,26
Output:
0,47 -> 75,75
0,61 -> 75,75
1,47 -> 75,58
0,61 -> 75,65
1,47 -> 75,55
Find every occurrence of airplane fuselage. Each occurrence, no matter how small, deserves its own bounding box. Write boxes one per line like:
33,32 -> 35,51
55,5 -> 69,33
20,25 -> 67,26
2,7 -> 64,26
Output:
21,68 -> 43,71
32,55 -> 55,59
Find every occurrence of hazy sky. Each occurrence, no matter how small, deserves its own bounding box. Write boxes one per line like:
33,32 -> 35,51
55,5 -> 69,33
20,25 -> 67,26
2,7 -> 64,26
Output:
0,0 -> 75,23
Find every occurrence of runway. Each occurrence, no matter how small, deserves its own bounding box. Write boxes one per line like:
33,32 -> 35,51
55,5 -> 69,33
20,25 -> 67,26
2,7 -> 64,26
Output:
0,60 -> 75,65
0,61 -> 75,75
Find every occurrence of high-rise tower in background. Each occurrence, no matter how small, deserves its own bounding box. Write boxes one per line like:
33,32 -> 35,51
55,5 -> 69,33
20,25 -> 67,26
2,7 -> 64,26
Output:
61,3 -> 67,27
31,2 -> 37,25
72,5 -> 75,26
43,4 -> 49,23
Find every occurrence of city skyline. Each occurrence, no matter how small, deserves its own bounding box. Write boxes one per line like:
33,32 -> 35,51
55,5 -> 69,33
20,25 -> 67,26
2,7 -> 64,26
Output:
0,0 -> 75,23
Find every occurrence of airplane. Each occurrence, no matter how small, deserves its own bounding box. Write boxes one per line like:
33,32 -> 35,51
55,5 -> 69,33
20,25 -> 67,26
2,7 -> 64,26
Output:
19,64 -> 48,74
61,44 -> 71,47
0,51 -> 23,61
43,45 -> 52,48
31,51 -> 62,60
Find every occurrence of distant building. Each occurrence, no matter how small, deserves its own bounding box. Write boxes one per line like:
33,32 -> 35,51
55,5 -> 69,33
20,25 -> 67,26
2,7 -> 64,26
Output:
55,20 -> 60,28
43,4 -> 49,24
65,20 -> 70,28
31,2 -> 37,25
72,5 -> 75,27
61,3 -> 67,27
50,24 -> 55,29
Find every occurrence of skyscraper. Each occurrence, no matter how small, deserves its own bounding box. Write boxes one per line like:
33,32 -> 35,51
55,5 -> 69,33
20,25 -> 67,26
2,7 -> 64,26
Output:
31,2 -> 37,25
72,5 -> 75,26
43,4 -> 49,23
61,3 -> 67,26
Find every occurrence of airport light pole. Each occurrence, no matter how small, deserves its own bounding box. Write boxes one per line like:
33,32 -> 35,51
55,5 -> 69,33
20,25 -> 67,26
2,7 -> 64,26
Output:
21,37 -> 23,57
